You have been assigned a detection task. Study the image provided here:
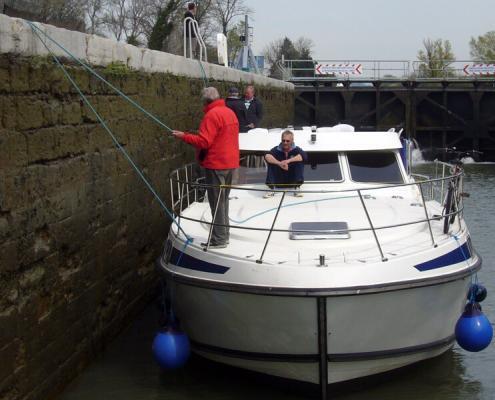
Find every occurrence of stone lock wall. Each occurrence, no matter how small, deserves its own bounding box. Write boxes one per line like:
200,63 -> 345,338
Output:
0,15 -> 294,400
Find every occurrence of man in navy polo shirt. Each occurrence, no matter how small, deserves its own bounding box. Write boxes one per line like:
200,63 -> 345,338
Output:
264,130 -> 307,198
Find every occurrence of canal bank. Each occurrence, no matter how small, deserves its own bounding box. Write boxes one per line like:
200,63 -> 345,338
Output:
0,14 -> 294,400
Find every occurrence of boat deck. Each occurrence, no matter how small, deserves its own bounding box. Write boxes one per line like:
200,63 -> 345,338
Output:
174,187 -> 451,267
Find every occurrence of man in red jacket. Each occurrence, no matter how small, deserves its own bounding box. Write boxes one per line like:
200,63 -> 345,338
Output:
172,87 -> 240,248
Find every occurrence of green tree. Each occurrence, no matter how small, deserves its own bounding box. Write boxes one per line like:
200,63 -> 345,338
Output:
263,36 -> 314,79
147,1 -> 181,51
469,31 -> 495,62
211,0 -> 251,36
6,0 -> 86,31
417,38 -> 455,78
226,20 -> 245,64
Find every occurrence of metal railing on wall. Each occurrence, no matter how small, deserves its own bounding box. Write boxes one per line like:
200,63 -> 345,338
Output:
183,17 -> 207,62
280,59 -> 495,81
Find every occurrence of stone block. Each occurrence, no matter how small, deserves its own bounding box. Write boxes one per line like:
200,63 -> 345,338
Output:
71,68 -> 91,93
86,34 -> 115,67
9,60 -> 31,93
0,307 -> 17,345
42,23 -> 87,61
0,15 -> 38,56
61,102 -> 82,125
0,61 -> 10,92
0,171 -> 31,211
125,45 -> 144,71
16,98 -> 45,131
40,98 -> 63,127
15,231 -> 54,270
0,240 -> 18,273
21,300 -> 68,356
0,96 -> 17,130
26,127 -> 57,164
49,214 -> 88,255
0,129 -> 28,169
0,340 -> 22,384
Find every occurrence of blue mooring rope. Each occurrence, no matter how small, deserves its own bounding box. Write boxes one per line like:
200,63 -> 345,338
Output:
28,21 -> 192,240
27,21 -> 216,332
27,21 -> 174,132
229,194 -> 359,224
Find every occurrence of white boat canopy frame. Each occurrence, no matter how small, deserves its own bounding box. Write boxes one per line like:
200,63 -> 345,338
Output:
239,127 -> 403,153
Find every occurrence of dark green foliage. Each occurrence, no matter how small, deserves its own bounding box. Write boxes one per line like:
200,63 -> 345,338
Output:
264,37 -> 314,79
470,31 -> 495,62
148,1 -> 182,51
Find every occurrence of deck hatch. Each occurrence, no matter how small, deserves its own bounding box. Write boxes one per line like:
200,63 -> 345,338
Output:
289,222 -> 350,240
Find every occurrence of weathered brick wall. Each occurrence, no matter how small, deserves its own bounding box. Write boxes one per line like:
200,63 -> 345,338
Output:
0,54 -> 294,400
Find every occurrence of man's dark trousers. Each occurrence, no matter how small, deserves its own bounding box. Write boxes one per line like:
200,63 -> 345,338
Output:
266,162 -> 304,188
205,169 -> 234,244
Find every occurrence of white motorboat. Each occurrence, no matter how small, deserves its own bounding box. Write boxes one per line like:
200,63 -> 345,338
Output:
157,125 -> 480,391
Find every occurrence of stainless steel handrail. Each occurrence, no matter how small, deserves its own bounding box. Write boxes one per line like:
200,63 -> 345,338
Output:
183,17 -> 207,62
168,161 -> 464,263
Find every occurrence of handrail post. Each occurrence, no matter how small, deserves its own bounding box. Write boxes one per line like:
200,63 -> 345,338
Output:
185,166 -> 190,208
357,190 -> 388,262
440,164 -> 446,203
183,18 -> 187,58
177,181 -> 185,236
169,177 -> 175,215
176,169 -> 180,208
454,174 -> 462,231
257,192 -> 286,264
418,183 -> 437,247
204,186 -> 223,252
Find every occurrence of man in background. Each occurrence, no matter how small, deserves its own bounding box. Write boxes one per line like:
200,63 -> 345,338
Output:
238,85 -> 263,132
184,2 -> 197,57
225,86 -> 243,122
172,87 -> 239,248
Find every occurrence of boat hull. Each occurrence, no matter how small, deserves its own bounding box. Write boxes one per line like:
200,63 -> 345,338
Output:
169,276 -> 470,384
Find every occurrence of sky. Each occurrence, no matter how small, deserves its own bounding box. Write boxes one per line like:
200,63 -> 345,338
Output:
244,0 -> 495,61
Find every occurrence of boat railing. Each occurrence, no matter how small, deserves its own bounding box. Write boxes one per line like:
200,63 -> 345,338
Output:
168,161 -> 464,263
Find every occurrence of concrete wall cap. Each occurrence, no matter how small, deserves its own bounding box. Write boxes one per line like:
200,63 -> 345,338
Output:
0,13 -> 293,91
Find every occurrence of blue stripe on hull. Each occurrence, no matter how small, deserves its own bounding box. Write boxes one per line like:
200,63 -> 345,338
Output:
170,247 -> 230,274
414,243 -> 471,272
169,242 -> 471,275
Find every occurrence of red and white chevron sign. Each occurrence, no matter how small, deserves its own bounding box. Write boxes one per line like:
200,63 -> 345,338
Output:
315,63 -> 362,75
463,63 -> 495,76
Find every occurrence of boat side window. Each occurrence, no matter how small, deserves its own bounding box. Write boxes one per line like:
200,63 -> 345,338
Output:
304,152 -> 342,181
347,151 -> 403,183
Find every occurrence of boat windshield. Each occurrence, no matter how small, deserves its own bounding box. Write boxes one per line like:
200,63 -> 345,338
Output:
305,152 -> 342,181
237,152 -> 342,184
347,151 -> 403,183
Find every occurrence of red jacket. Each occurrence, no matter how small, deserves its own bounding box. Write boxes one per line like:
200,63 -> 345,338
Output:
181,99 -> 240,169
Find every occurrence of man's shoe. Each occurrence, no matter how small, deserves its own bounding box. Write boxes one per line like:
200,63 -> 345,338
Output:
201,242 -> 228,249
293,191 -> 304,197
263,191 -> 275,198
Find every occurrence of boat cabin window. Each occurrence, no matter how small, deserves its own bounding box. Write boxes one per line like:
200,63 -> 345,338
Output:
304,152 -> 342,181
238,152 -> 342,183
347,151 -> 403,183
